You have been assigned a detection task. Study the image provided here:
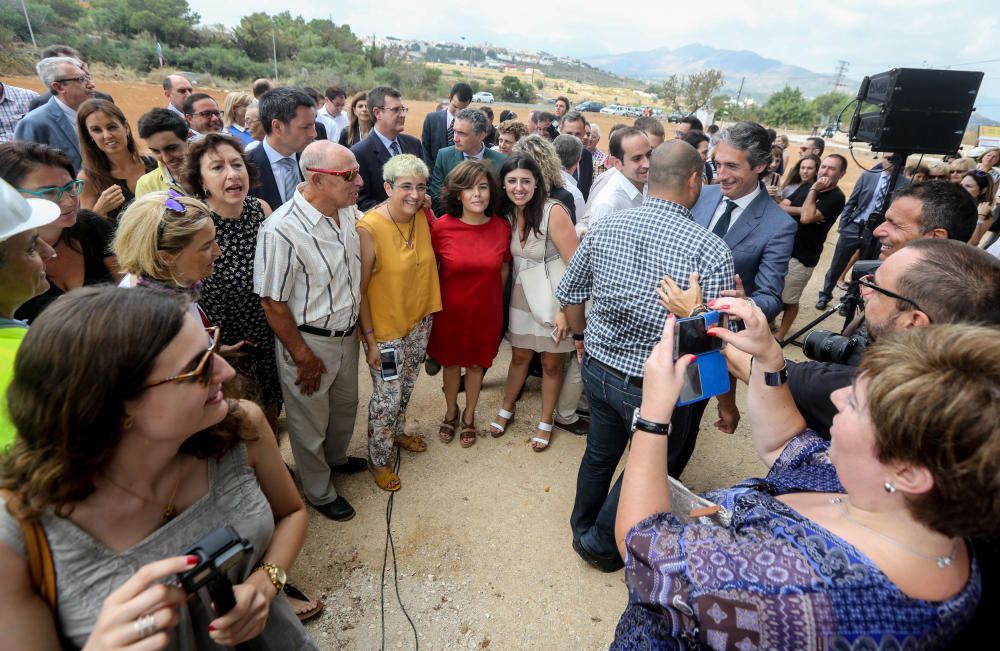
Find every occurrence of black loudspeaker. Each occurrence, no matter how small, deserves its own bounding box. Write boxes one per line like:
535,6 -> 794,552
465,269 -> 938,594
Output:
849,68 -> 984,155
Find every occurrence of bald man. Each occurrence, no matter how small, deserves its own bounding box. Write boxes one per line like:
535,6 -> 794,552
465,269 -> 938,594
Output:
254,140 -> 365,522
162,74 -> 193,117
557,140 -> 735,571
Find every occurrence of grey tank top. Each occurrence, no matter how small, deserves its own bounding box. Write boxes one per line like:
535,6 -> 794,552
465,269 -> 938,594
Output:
0,442 -> 318,650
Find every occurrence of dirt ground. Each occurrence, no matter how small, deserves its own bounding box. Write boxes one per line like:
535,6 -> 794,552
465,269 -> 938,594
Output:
6,75 -> 864,649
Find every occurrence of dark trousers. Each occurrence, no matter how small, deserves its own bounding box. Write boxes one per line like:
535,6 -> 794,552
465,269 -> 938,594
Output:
819,222 -> 865,302
570,354 -> 704,556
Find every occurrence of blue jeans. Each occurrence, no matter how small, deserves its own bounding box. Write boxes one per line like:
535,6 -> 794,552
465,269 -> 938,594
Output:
571,354 -> 706,556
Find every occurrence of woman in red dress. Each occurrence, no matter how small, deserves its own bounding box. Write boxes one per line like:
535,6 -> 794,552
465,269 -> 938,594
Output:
427,160 -> 511,448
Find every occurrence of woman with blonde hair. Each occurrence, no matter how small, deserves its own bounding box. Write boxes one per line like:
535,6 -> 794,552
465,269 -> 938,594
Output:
77,99 -> 156,223
948,157 -> 976,183
337,91 -> 373,147
222,91 -> 254,145
357,154 -> 442,490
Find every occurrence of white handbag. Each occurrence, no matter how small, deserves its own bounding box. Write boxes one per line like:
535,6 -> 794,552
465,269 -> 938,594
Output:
517,200 -> 567,328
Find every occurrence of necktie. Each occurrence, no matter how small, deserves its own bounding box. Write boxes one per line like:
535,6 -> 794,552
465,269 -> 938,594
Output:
712,200 -> 737,238
389,140 -> 400,157
280,157 -> 298,204
870,175 -> 889,214
446,118 -> 454,146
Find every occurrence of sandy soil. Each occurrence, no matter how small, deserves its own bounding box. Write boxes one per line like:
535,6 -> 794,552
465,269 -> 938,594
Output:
5,75 -> 856,649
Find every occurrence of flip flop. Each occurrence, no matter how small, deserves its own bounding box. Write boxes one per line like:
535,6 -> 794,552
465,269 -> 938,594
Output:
283,583 -> 324,622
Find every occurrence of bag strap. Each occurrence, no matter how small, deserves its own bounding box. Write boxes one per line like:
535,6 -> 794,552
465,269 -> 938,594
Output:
0,490 -> 56,610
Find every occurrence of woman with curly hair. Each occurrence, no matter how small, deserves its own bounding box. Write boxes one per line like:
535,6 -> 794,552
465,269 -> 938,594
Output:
0,286 -> 317,649
76,99 -> 156,223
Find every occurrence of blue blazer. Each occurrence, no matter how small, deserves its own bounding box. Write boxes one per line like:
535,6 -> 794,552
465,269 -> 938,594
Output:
248,143 -> 301,211
837,165 -> 910,229
429,146 -> 506,214
691,183 -> 797,320
13,96 -> 83,173
351,130 -> 425,211
421,109 -> 449,168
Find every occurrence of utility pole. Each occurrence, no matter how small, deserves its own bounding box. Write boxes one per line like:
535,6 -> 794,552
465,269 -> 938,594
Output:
734,76 -> 745,117
832,60 -> 849,93
270,17 -> 278,80
19,0 -> 36,48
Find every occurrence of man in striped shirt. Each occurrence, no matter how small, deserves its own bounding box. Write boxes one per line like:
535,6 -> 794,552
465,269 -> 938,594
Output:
254,139 -> 365,522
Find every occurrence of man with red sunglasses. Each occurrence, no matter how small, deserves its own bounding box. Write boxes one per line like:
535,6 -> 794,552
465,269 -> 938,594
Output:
254,139 -> 364,522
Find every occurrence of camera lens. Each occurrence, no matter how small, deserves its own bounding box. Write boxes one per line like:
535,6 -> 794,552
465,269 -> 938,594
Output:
803,330 -> 858,364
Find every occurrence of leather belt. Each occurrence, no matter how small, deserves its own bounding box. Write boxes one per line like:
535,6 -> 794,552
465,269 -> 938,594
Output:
588,356 -> 643,388
298,323 -> 356,338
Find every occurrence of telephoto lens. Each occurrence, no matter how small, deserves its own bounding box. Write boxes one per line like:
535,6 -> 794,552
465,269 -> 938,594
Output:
803,330 -> 860,365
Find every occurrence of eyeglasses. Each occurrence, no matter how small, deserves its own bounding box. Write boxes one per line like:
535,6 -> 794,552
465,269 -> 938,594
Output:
305,167 -> 359,182
189,109 -> 222,118
144,327 -> 221,388
379,105 -> 409,115
389,182 -> 427,194
19,179 -> 84,203
858,274 -> 928,317
55,75 -> 92,84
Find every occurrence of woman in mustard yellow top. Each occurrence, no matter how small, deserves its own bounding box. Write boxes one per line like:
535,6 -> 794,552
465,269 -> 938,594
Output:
357,154 -> 442,492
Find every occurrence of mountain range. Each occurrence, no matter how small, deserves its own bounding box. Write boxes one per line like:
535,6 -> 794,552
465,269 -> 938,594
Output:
586,43 -> 852,100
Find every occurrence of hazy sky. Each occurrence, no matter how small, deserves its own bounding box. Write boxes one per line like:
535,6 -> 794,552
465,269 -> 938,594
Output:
187,0 -> 1000,107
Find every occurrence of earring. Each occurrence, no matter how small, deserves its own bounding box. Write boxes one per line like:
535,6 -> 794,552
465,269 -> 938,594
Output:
883,481 -> 896,494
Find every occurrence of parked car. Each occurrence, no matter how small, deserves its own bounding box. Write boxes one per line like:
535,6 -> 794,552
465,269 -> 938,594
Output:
600,104 -> 627,115
576,100 -> 604,113
624,106 -> 642,118
473,91 -> 494,103
822,123 -> 839,138
667,111 -> 685,123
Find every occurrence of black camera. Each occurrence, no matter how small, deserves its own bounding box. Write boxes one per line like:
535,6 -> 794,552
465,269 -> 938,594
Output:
803,330 -> 866,365
177,525 -> 253,596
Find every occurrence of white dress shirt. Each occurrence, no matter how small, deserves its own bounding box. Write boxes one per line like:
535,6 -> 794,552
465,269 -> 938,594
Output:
584,168 -> 646,231
708,183 -> 762,234
262,137 -> 299,204
560,169 -> 587,235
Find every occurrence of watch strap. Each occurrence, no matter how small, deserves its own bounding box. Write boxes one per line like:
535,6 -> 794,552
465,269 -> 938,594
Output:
632,408 -> 671,435
255,562 -> 286,593
752,357 -> 788,386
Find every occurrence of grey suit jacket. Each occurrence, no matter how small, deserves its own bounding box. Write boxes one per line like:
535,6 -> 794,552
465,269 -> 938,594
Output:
13,96 -> 82,173
421,109 -> 449,169
691,183 -> 797,320
837,165 -> 910,229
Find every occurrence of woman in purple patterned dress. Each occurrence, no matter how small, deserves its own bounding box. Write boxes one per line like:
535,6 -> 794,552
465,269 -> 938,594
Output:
611,300 -> 996,650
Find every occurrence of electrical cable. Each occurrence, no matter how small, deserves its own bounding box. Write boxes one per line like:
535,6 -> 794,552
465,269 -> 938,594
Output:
379,447 -> 419,651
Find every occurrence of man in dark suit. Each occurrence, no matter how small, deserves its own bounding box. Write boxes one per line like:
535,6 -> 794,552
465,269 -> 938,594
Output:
684,121 -> 797,476
557,111 -> 594,201
420,82 -> 472,169
249,87 -> 318,210
14,57 -> 96,173
352,86 -> 425,211
815,152 -> 909,309
429,108 -> 505,213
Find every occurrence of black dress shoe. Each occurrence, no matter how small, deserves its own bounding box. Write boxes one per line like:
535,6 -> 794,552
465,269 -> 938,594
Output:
815,298 -> 830,310
555,417 -> 589,436
330,456 -> 367,474
572,538 -> 624,572
311,496 -> 356,521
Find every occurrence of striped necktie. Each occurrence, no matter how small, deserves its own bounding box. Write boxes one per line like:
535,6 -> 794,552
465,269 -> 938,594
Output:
446,117 -> 454,146
279,157 -> 298,204
389,140 -> 400,157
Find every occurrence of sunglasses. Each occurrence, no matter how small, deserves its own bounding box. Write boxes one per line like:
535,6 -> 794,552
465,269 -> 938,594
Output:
144,327 -> 221,388
305,167 -> 359,182
19,179 -> 84,203
858,274 -> 928,317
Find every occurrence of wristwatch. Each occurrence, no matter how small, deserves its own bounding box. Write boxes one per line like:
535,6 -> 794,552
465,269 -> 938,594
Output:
255,562 -> 287,595
630,408 -> 671,435
751,357 -> 788,386
572,333 -> 585,341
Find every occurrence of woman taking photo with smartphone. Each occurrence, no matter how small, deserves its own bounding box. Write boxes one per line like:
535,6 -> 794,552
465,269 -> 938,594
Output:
357,154 -> 442,491
0,286 -> 317,649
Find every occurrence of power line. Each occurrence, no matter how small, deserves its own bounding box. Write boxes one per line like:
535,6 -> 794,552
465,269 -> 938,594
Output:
832,60 -> 850,93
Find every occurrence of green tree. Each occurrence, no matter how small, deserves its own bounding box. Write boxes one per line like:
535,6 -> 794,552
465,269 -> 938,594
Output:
810,91 -> 852,124
658,70 -> 724,113
497,75 -> 534,103
762,86 -> 815,128
234,12 -> 297,62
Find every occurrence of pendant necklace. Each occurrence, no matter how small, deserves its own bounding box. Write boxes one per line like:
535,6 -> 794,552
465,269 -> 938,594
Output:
386,204 -> 415,249
104,457 -> 183,524
830,497 -> 958,569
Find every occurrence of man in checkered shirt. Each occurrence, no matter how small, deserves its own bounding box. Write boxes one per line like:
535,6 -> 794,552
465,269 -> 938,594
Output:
557,140 -> 734,572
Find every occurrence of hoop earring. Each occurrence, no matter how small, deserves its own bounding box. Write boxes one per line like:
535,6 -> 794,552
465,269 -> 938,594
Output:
883,482 -> 896,494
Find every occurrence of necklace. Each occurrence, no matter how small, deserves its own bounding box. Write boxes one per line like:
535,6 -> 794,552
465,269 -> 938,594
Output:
103,458 -> 183,523
830,497 -> 958,569
385,204 -> 415,248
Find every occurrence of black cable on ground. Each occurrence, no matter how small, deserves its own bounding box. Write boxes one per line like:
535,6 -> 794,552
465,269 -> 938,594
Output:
380,449 -> 419,651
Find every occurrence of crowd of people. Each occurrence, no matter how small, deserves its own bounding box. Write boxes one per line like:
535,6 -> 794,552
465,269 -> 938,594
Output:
0,46 -> 998,649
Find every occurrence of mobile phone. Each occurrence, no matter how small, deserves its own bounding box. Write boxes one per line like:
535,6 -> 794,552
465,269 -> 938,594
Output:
673,312 -> 728,359
379,345 -> 400,381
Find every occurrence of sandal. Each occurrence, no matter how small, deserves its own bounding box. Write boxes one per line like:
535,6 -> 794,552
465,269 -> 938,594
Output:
369,462 -> 401,492
459,409 -> 477,448
283,583 -> 325,622
489,407 -> 516,437
530,421 -> 554,452
394,434 -> 427,452
439,410 -> 459,443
